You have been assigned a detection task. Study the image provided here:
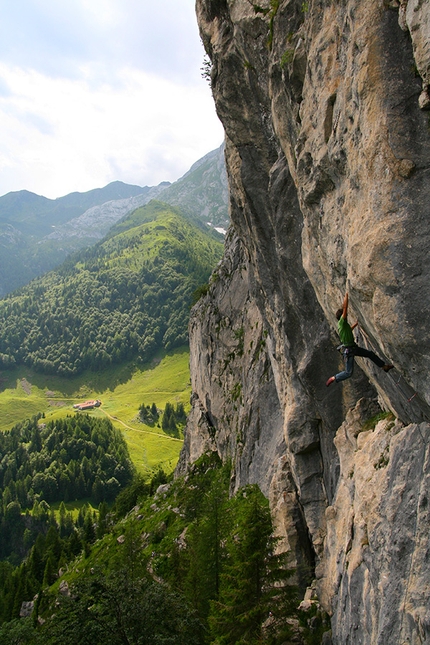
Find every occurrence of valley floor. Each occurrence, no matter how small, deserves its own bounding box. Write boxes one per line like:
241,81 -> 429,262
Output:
0,347 -> 190,476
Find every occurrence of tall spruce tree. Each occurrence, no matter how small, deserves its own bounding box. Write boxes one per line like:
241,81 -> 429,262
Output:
209,485 -> 297,645
183,467 -> 229,622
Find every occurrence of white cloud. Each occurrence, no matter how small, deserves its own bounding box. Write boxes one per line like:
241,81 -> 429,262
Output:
0,1 -> 223,198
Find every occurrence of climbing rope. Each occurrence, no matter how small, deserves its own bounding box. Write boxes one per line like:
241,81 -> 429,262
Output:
355,324 -> 419,406
393,372 -> 418,404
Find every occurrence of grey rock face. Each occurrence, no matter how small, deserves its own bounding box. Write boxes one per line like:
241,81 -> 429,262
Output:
19,601 -> 34,618
181,0 -> 430,641
321,399 -> 430,644
178,230 -> 290,498
400,0 -> 430,107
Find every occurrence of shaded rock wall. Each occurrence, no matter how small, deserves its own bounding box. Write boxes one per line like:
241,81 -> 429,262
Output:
178,0 -> 430,642
321,399 -> 430,644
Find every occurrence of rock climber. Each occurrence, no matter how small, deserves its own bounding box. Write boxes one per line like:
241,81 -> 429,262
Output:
326,292 -> 393,386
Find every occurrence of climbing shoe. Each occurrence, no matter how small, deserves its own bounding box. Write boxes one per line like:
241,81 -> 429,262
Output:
326,376 -> 336,386
382,365 -> 394,372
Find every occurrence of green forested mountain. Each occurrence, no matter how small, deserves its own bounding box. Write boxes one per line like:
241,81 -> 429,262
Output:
0,181 -> 157,297
0,148 -> 227,297
0,201 -> 223,376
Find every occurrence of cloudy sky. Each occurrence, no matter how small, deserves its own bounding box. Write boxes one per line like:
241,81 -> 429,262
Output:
0,0 -> 224,199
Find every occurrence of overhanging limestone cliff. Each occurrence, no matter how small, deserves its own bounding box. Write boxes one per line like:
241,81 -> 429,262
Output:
178,1 -> 430,642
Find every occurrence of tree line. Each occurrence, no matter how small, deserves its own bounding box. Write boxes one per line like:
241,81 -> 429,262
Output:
0,501 -> 105,625
0,466 -> 171,632
0,452 -> 330,644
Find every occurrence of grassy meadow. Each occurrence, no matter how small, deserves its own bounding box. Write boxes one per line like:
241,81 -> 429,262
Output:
0,347 -> 190,478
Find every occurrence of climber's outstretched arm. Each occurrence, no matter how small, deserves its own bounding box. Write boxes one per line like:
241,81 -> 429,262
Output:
342,292 -> 349,320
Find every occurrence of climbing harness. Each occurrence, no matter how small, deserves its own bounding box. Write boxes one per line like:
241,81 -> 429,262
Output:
336,344 -> 355,357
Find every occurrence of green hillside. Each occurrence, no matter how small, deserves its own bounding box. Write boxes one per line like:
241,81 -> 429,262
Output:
0,348 -> 191,475
0,201 -> 223,377
0,182 -> 152,296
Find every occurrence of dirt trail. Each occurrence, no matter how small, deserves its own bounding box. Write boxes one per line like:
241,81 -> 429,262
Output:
100,408 -> 182,442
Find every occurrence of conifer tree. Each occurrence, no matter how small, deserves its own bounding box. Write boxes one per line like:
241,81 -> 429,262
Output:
177,401 -> 185,421
83,513 -> 96,545
28,535 -> 45,584
209,485 -> 297,645
184,469 -> 228,621
42,554 -> 57,588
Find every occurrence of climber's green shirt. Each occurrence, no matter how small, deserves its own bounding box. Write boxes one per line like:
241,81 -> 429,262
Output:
338,316 -> 355,347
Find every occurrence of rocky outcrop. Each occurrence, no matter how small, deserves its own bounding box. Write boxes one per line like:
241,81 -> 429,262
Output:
179,0 -> 430,642
321,398 -> 430,644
